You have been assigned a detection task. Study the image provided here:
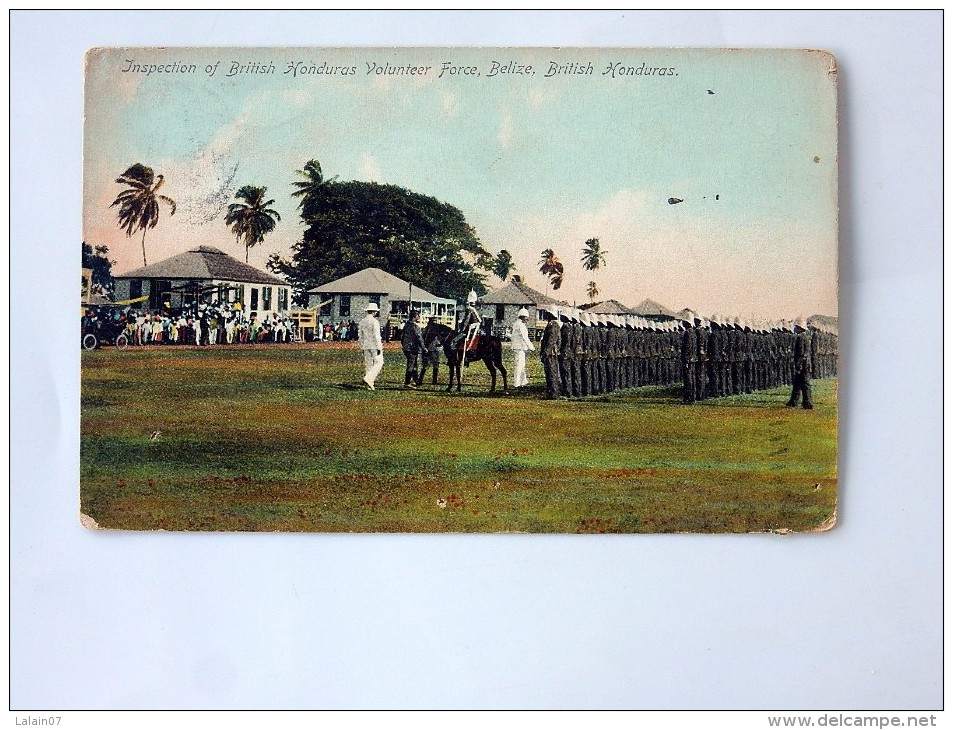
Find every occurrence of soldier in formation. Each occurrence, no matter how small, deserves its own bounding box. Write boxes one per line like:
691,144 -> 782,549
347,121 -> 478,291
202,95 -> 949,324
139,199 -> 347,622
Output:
678,312 -> 838,404
539,306 -> 684,399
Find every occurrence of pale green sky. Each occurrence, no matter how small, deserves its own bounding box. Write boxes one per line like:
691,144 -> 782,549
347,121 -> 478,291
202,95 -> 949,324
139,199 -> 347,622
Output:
84,47 -> 837,317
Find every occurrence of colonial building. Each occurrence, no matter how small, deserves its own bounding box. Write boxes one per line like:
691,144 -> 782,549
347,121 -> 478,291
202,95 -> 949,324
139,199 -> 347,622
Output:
580,299 -> 635,316
631,298 -> 678,321
478,277 -> 565,337
307,268 -> 457,333
112,245 -> 291,316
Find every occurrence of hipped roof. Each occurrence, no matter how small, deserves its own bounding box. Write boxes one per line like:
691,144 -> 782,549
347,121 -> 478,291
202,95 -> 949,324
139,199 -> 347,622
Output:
631,298 -> 676,317
115,246 -> 286,286
583,299 -> 635,315
309,267 -> 451,302
480,279 -> 563,307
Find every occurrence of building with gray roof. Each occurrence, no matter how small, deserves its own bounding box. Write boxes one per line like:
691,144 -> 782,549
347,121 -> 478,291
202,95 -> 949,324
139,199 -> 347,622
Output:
307,267 -> 457,332
113,245 -> 291,315
478,276 -> 567,337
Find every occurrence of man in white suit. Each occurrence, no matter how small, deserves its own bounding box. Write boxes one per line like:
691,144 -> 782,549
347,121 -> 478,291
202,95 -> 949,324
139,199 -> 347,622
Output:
511,308 -> 535,389
358,302 -> 384,390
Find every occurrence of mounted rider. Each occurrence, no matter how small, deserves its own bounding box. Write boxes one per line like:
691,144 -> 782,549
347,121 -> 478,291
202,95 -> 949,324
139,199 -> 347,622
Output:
452,290 -> 483,361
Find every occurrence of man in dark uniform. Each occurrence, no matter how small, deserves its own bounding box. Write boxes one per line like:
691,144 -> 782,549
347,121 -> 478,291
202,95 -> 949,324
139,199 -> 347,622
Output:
401,310 -> 426,388
579,312 -> 593,397
539,306 -> 562,399
681,313 -> 698,403
594,315 -> 607,395
786,318 -> 814,409
421,316 -> 442,385
571,311 -> 585,397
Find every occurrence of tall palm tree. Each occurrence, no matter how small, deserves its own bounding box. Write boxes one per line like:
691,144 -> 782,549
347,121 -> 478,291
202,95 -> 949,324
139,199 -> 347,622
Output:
291,159 -> 336,208
224,185 -> 281,262
539,248 -> 564,292
581,237 -> 606,272
493,249 -> 515,283
111,163 -> 176,267
587,281 -> 600,302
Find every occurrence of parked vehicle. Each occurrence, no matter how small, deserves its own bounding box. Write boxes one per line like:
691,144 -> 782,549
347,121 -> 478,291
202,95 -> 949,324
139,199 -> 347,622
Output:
81,305 -> 130,350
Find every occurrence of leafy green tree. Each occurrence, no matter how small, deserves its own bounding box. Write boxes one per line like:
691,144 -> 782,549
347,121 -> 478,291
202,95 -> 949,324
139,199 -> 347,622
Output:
291,159 -> 336,208
110,163 -> 176,266
587,280 -> 600,302
274,168 -> 491,302
82,241 -> 115,297
539,248 -> 564,292
581,238 -> 605,302
224,185 -> 281,262
581,237 -> 606,272
493,249 -> 515,283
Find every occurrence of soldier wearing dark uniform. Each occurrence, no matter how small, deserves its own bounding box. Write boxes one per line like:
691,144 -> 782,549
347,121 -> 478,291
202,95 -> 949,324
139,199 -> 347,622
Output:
539,307 -> 562,399
681,314 -> 698,403
695,316 -> 710,401
595,315 -> 608,395
742,319 -> 755,394
619,318 -> 632,389
571,312 -> 585,397
400,310 -> 426,388
728,317 -> 742,395
786,318 -> 814,409
583,313 -> 597,396
558,310 -> 575,397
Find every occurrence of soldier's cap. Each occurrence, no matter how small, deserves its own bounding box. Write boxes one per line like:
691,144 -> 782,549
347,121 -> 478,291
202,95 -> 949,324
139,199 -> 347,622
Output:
516,308 -> 530,319
365,302 -> 380,312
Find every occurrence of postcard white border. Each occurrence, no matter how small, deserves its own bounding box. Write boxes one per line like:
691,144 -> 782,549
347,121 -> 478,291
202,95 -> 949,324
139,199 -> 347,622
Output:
10,9 -> 943,712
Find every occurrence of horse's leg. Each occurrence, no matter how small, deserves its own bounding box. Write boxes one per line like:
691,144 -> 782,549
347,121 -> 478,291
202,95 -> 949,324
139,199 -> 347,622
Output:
498,354 -> 508,393
485,357 -> 496,393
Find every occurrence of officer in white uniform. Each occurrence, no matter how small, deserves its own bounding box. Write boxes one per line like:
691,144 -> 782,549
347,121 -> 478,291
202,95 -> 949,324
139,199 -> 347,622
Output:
358,302 -> 384,390
510,307 -> 535,388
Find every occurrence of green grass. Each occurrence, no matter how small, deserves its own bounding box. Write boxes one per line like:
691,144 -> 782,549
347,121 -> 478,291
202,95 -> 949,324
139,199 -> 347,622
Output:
80,343 -> 838,533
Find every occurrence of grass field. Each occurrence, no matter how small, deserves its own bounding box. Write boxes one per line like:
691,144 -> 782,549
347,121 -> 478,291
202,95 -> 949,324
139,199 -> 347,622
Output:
80,342 -> 838,533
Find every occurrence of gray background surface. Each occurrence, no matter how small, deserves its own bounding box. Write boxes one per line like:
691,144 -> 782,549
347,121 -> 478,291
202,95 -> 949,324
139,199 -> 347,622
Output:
10,10 -> 942,709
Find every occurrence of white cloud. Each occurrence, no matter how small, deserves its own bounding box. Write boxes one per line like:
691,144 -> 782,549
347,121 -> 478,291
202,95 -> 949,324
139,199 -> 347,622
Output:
357,153 -> 383,182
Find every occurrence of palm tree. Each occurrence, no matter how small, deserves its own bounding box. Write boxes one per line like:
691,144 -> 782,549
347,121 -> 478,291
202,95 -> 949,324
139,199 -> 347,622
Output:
224,185 -> 281,262
493,249 -> 515,282
110,163 -> 176,267
539,248 -> 564,292
581,237 -> 606,272
587,281 -> 600,302
291,159 -> 336,208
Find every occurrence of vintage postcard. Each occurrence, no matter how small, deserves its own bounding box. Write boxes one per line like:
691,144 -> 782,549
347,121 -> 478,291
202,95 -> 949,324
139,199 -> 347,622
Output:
81,47 -> 838,533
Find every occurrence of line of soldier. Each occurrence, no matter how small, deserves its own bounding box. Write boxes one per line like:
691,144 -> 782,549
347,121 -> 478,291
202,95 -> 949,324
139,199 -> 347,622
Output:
679,312 -> 838,405
538,306 -> 684,399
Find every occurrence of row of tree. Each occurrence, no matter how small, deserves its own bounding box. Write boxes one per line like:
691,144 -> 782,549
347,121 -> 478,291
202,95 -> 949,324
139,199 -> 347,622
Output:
107,159 -> 607,303
539,237 -> 608,301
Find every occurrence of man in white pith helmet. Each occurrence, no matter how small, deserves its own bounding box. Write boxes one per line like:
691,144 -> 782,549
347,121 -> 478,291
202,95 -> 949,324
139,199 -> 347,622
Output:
452,290 -> 483,359
357,302 -> 384,390
510,307 -> 535,389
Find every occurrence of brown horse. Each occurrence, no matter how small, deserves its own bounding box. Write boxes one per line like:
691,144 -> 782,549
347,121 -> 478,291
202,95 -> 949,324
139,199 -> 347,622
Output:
423,322 -> 508,394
